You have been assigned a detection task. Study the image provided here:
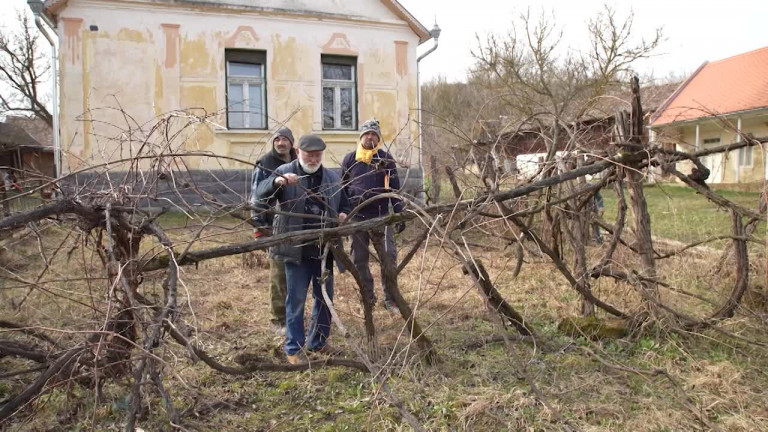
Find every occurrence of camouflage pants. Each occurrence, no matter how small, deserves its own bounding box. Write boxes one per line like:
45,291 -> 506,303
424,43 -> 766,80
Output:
269,257 -> 287,325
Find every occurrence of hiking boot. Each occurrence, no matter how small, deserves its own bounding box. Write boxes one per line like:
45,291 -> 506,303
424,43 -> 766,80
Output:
383,300 -> 400,314
269,321 -> 286,336
310,344 -> 344,357
286,352 -> 308,365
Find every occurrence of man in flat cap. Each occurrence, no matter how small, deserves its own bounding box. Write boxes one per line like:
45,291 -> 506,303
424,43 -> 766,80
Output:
255,134 -> 350,364
249,126 -> 296,336
341,119 -> 404,313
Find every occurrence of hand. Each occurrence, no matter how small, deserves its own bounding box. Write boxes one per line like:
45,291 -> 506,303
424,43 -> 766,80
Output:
395,221 -> 406,234
598,208 -> 605,217
253,226 -> 272,238
338,212 -> 347,223
275,173 -> 298,186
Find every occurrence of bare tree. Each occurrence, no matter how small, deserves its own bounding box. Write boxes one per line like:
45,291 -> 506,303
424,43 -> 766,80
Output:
421,7 -> 662,206
471,6 -> 662,131
456,7 -> 663,315
0,9 -> 52,126
468,5 -> 662,181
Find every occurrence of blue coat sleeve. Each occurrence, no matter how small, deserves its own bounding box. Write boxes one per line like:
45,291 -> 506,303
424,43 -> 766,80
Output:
255,166 -> 285,214
594,191 -> 604,210
249,165 -> 270,225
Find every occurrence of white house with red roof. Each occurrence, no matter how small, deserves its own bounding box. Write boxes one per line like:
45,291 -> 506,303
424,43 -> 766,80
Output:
650,46 -> 768,184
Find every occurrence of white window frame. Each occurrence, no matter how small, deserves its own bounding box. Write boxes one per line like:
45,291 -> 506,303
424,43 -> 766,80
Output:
226,50 -> 267,129
321,55 -> 357,130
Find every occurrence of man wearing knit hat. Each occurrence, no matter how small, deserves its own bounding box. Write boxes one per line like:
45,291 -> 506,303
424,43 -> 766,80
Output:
341,119 -> 405,313
249,126 -> 296,336
254,134 -> 351,364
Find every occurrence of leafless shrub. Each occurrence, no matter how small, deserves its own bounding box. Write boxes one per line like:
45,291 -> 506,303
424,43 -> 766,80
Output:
0,74 -> 767,430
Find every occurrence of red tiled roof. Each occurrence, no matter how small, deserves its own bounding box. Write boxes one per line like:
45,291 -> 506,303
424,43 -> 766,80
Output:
651,46 -> 768,126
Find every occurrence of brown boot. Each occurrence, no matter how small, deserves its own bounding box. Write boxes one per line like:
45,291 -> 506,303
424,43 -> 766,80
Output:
310,344 -> 344,357
286,352 -> 308,365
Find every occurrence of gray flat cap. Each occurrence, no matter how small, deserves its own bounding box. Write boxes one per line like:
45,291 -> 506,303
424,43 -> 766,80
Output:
298,134 -> 326,151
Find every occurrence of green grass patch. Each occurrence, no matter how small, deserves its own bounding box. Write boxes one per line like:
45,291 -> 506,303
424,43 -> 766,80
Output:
602,183 -> 764,243
155,211 -> 243,228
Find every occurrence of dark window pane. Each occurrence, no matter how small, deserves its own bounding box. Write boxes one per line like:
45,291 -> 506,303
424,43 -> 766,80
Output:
340,87 -> 353,129
229,62 -> 261,77
228,83 -> 244,128
322,87 -> 335,129
322,63 -> 352,80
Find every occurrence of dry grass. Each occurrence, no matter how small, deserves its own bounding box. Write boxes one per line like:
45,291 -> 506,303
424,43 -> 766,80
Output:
2,215 -> 768,431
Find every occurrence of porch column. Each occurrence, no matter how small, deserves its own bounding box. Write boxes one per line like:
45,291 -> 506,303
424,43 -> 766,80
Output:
648,129 -> 657,182
694,123 -> 700,151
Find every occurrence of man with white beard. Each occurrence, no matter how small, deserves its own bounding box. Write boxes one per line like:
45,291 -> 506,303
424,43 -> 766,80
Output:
254,134 -> 350,364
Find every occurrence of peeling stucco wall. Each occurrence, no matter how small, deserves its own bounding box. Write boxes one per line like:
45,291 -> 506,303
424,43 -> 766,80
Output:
56,0 -> 421,173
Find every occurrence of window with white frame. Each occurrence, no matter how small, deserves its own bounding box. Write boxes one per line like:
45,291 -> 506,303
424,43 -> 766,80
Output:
739,146 -> 753,167
321,55 -> 357,130
226,50 -> 266,129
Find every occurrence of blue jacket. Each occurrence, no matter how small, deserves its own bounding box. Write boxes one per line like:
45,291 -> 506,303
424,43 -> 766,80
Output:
594,190 -> 604,211
341,149 -> 403,219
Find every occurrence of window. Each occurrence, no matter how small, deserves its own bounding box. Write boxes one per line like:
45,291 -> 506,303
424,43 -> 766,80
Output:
739,147 -> 753,167
703,137 -> 720,145
321,55 -> 357,130
226,50 -> 266,129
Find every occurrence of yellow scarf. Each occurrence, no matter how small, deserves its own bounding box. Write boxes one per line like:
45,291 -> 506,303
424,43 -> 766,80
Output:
355,142 -> 381,164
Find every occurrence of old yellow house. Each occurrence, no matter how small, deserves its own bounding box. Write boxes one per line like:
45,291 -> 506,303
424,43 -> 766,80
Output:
650,47 -> 768,185
37,0 -> 435,190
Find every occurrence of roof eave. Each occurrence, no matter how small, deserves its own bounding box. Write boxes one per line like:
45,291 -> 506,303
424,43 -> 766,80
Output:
650,105 -> 768,129
380,0 -> 431,44
17,145 -> 55,152
43,0 -> 68,17
44,0 -> 432,42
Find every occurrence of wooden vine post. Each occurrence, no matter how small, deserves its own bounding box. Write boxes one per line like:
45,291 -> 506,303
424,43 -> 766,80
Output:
617,76 -> 659,318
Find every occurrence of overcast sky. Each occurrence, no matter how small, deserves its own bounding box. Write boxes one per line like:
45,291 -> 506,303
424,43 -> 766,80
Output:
401,0 -> 768,84
2,0 -> 768,85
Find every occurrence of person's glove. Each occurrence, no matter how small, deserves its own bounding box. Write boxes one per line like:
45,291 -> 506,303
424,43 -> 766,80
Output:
253,226 -> 271,238
395,221 -> 406,234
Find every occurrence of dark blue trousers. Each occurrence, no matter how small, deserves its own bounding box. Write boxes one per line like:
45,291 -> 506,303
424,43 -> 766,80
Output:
283,259 -> 334,355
